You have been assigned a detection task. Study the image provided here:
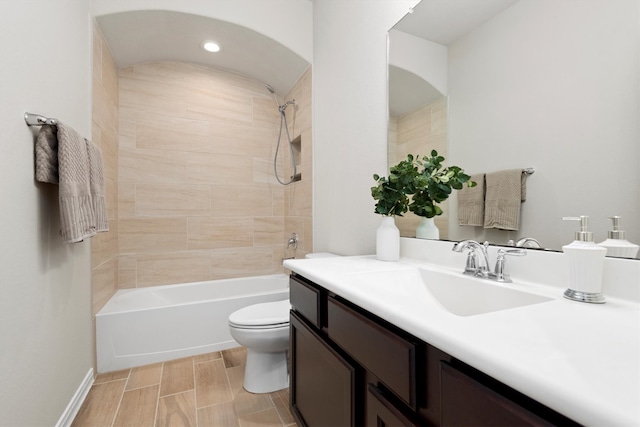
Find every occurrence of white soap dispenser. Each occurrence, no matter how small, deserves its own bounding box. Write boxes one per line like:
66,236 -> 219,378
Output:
597,216 -> 639,259
561,216 -> 607,303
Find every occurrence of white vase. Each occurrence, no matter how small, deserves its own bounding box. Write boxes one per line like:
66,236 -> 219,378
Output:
376,216 -> 400,261
416,217 -> 440,240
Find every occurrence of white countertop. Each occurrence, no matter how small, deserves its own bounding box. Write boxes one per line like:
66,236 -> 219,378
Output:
283,253 -> 640,427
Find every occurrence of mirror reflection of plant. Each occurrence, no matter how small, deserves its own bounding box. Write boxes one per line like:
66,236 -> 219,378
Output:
410,150 -> 476,219
371,151 -> 476,218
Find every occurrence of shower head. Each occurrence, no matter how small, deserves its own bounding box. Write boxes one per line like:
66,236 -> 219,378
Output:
266,84 -> 281,110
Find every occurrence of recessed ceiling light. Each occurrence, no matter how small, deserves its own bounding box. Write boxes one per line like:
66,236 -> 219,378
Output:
202,40 -> 222,53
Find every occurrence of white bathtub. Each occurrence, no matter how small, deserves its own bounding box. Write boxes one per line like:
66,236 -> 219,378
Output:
96,274 -> 289,373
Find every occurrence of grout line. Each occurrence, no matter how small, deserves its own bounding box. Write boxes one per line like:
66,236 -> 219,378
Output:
109,370 -> 131,427
192,357 -> 199,427
152,380 -> 160,427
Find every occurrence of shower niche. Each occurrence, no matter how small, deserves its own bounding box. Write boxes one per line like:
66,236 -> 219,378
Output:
291,135 -> 302,182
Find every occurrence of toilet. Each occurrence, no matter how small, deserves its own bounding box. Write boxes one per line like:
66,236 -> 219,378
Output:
228,253 -> 340,393
228,299 -> 291,393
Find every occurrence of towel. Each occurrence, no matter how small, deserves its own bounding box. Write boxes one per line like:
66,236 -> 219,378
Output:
483,169 -> 526,231
86,141 -> 109,233
37,122 -> 109,243
35,125 -> 59,184
457,173 -> 485,226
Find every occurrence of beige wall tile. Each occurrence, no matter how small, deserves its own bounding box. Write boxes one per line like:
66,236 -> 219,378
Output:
120,76 -> 186,117
210,185 -> 273,217
118,183 -> 136,218
92,23 -> 119,318
208,124 -> 272,160
203,154 -> 254,186
92,258 -> 118,315
187,85 -> 253,125
188,217 -> 253,250
254,217 -> 285,246
118,254 -> 137,288
119,218 -> 187,254
119,147 -> 187,184
210,250 -> 275,279
116,61 -> 312,288
252,96 -> 280,129
136,252 -> 211,287
135,184 -> 210,217
136,113 -> 211,153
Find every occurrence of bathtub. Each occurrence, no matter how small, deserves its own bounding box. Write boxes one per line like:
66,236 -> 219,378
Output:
96,274 -> 289,373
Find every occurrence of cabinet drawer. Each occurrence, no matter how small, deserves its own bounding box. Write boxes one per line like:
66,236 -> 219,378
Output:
290,275 -> 322,328
327,297 -> 417,408
441,362 -> 553,426
366,384 -> 421,427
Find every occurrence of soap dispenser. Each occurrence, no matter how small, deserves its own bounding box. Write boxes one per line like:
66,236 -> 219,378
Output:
597,216 -> 639,259
562,216 -> 607,303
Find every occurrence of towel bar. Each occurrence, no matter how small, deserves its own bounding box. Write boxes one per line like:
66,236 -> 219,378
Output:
523,167 -> 535,175
24,112 -> 57,126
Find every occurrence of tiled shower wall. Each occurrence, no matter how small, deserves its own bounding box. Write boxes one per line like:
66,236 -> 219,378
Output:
117,61 -> 312,288
388,96 -> 449,239
91,24 -> 120,314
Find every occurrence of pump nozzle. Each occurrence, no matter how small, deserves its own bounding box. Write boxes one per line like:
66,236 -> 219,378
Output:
562,216 -> 593,242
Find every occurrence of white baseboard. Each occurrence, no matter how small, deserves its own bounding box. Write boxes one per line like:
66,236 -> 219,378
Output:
56,368 -> 94,427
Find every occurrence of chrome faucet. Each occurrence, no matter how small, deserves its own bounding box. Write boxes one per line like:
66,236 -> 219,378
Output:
451,240 -> 491,278
452,240 -> 526,282
507,237 -> 542,248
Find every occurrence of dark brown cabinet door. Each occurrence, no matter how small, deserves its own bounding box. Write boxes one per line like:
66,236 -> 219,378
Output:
441,362 -> 554,427
290,312 -> 356,427
366,384 -> 422,427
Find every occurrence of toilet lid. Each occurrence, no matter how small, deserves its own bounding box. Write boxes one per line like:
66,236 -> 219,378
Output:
229,299 -> 290,328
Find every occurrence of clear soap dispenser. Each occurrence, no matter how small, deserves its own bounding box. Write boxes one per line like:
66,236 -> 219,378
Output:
562,216 -> 607,303
597,216 -> 639,259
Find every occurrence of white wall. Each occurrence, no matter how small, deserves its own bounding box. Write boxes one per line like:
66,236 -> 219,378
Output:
389,29 -> 448,95
447,0 -> 640,250
0,0 -> 94,425
313,0 -> 419,255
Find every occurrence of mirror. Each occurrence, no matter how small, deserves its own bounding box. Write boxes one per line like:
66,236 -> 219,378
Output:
388,0 -> 639,257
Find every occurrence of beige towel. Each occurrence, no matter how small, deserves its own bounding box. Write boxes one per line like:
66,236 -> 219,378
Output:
87,141 -> 109,233
457,173 -> 485,226
483,169 -> 526,231
35,125 -> 59,184
40,122 -> 109,243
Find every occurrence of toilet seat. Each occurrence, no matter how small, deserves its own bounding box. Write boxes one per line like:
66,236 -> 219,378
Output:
228,299 -> 290,329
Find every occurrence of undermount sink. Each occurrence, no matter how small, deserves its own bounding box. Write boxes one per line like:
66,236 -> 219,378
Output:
419,268 -> 553,317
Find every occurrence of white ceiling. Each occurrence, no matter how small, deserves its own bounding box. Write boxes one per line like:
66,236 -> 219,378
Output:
96,2 -> 519,112
96,10 -> 309,96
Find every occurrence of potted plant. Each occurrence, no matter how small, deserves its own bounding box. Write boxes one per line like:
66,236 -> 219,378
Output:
372,152 -> 476,254
371,155 -> 418,260
409,150 -> 476,239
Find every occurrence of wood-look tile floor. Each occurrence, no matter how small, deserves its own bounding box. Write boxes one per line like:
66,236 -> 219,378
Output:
72,347 -> 297,427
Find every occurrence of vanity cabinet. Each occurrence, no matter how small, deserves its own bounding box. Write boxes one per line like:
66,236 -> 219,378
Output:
289,273 -> 579,427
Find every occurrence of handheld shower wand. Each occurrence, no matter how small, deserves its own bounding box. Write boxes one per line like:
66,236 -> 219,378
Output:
265,84 -> 299,185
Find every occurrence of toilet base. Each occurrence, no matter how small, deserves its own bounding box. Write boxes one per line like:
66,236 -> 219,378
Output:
243,349 -> 289,394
